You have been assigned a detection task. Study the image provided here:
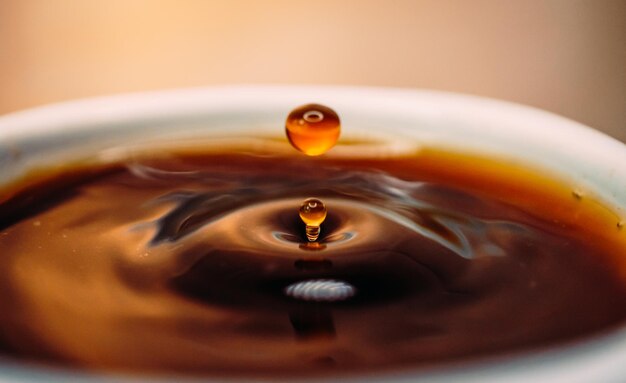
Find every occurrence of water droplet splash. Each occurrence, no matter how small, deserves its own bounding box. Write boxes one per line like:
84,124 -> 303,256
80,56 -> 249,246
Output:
299,198 -> 327,242
285,279 -> 356,302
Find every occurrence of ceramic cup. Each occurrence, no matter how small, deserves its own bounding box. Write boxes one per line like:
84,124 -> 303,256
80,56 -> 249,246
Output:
0,86 -> 624,382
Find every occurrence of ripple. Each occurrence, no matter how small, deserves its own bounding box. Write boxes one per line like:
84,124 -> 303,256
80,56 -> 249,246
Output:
272,230 -> 355,245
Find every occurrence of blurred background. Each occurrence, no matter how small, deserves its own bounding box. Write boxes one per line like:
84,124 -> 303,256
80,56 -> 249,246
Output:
1,0 -> 624,141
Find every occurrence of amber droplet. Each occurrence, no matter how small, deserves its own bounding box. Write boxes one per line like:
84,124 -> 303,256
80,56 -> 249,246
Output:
299,198 -> 327,242
286,104 -> 340,156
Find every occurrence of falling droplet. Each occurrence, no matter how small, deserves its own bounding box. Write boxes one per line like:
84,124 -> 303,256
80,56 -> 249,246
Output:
299,198 -> 327,242
285,279 -> 356,302
286,104 -> 340,156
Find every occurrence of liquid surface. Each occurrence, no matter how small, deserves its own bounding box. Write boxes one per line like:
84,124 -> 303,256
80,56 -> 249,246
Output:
0,147 -> 625,379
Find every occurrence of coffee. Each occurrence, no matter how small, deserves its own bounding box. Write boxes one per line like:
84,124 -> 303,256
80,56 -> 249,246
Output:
0,144 -> 624,379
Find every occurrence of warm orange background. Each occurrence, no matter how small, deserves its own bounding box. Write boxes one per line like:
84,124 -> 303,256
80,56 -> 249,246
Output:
1,1 -> 624,141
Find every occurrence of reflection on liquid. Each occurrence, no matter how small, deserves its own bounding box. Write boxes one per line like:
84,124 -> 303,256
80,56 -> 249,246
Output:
0,150 -> 625,378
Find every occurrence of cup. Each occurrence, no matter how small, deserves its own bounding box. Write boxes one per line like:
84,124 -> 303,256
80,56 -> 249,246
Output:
0,86 -> 624,382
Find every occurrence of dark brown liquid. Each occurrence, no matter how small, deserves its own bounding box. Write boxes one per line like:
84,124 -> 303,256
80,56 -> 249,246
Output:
0,147 -> 625,379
